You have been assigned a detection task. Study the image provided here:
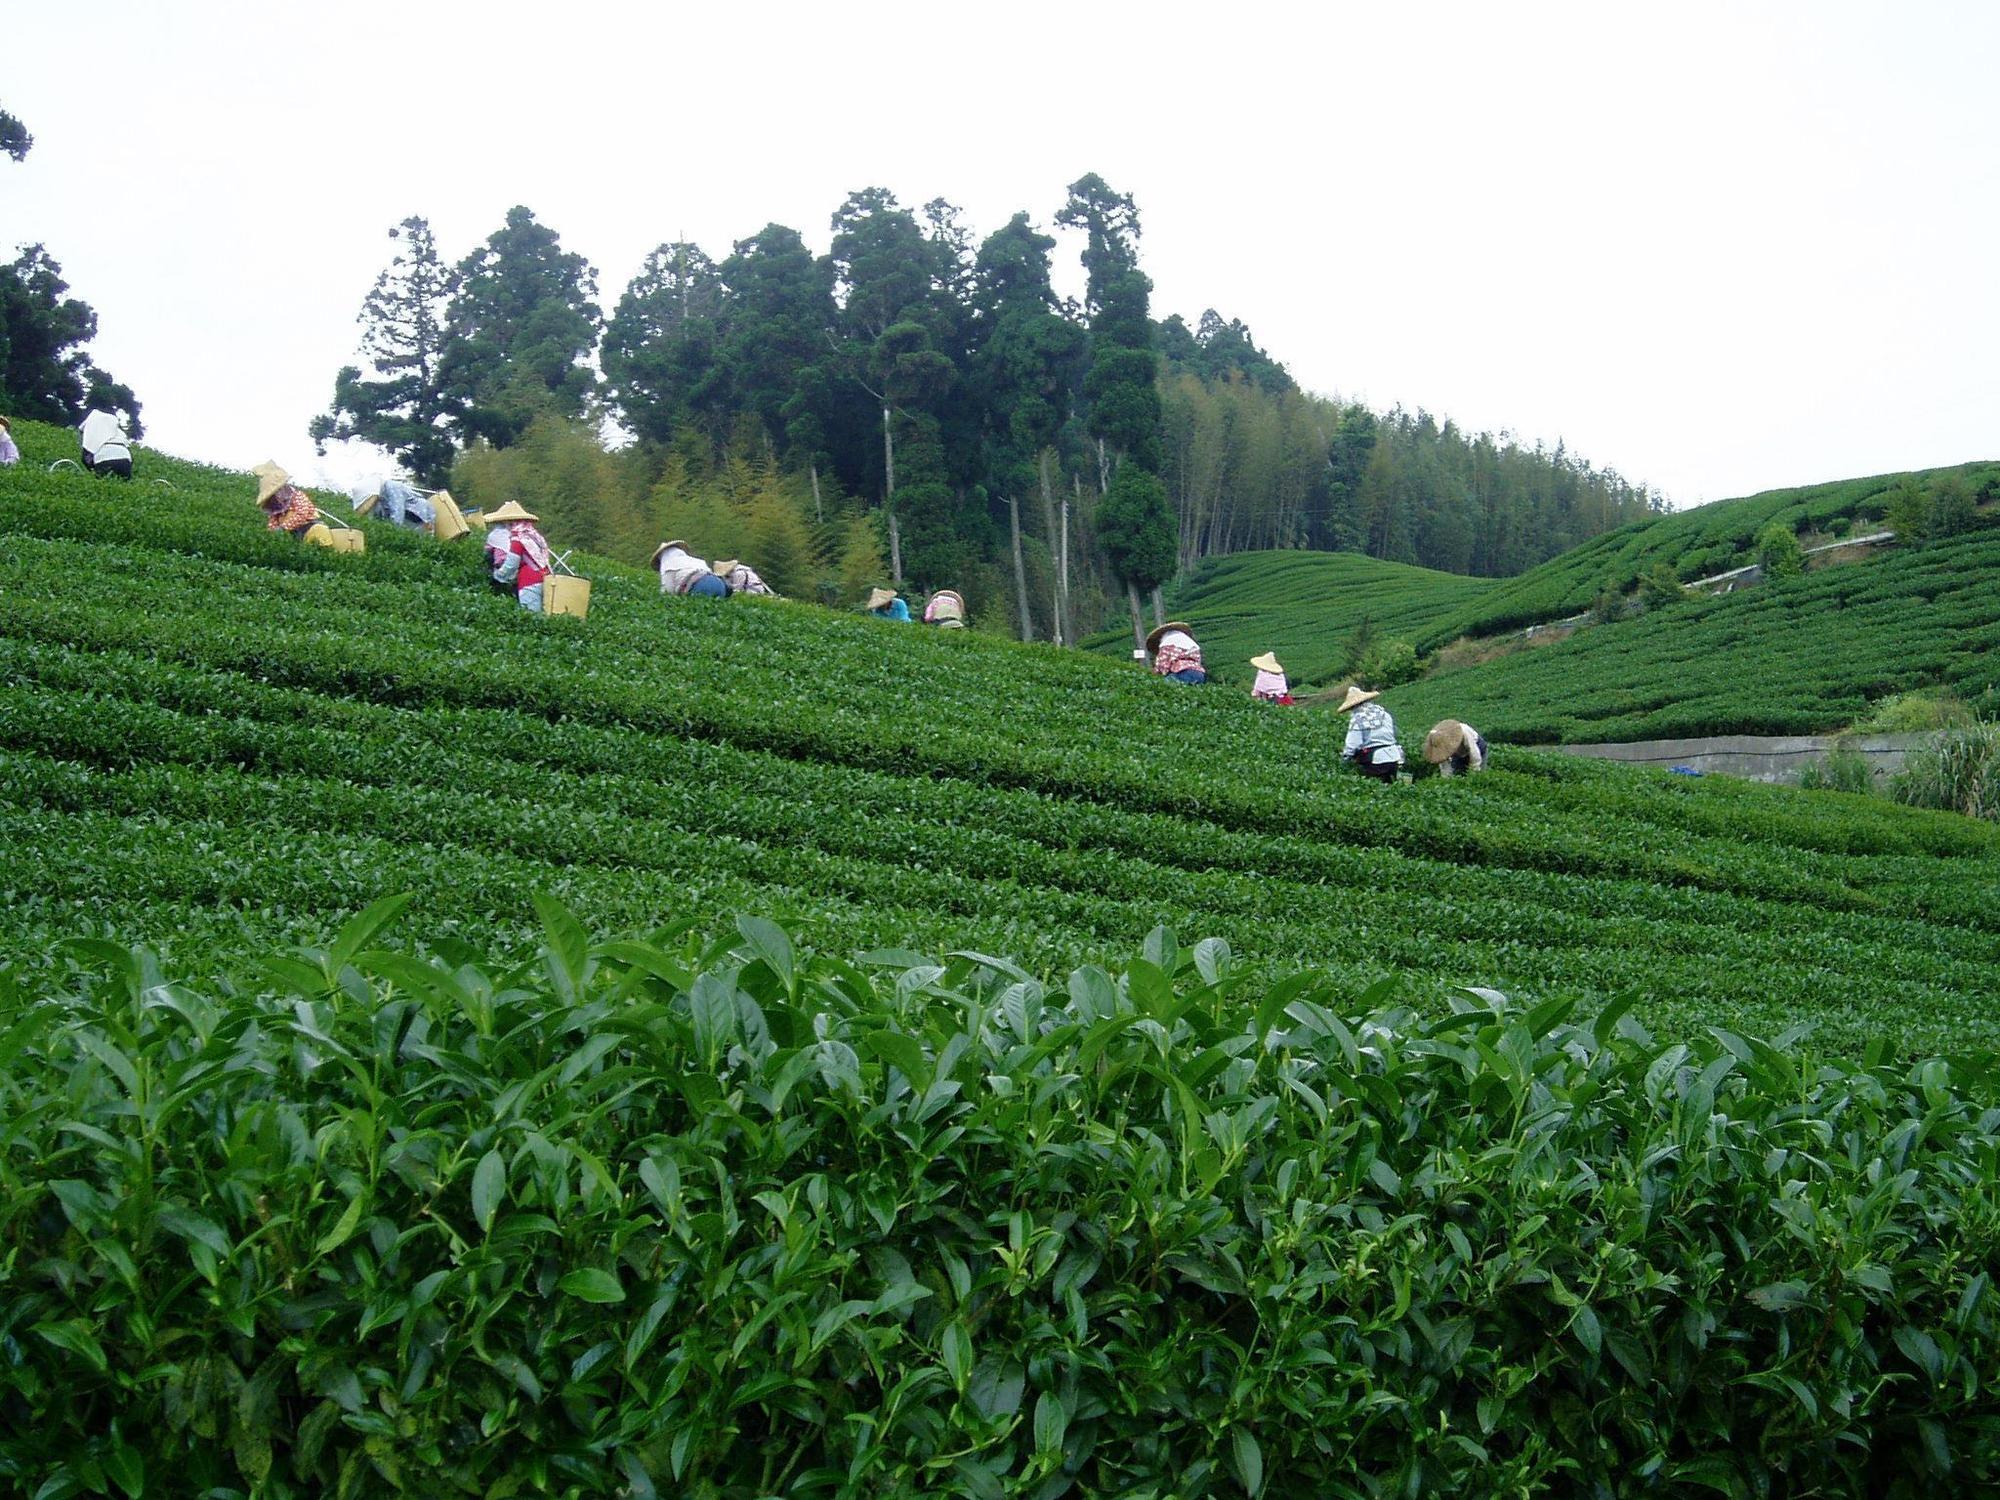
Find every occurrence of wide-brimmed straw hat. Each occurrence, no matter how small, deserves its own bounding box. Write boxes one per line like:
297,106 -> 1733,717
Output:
930,588 -> 965,611
251,460 -> 290,507
485,501 -> 539,524
865,586 -> 899,612
1337,685 -> 1380,712
1144,620 -> 1193,653
648,540 -> 688,569
712,558 -> 739,575
1424,721 -> 1467,763
1249,651 -> 1284,674
0,415 -> 11,431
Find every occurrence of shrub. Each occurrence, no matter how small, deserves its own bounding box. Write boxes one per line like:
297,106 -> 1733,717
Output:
1885,478 -> 1933,542
1894,723 -> 2000,820
1357,636 -> 1420,687
1587,585 -> 1626,624
1856,692 -> 1975,734
1929,474 -> 1978,539
1756,523 -> 1804,578
1798,745 -> 1873,795
4,913 -> 2000,1496
1638,560 -> 1690,610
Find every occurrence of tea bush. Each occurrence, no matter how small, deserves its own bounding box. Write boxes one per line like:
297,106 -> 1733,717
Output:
3,909 -> 1998,1497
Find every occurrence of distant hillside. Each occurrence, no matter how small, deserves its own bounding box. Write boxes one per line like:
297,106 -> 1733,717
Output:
1084,550 -> 1498,688
1417,462 -> 2000,648
1392,522 -> 2000,743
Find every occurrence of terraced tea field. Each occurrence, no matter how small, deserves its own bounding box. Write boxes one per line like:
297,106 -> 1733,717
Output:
2,421 -> 1998,1055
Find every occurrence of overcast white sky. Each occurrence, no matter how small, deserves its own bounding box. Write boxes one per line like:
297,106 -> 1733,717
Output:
6,0 -> 1995,507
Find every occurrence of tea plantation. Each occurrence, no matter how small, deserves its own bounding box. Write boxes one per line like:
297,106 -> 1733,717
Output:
4,422 -> 2000,1496
1392,522 -> 2000,741
1418,460 -> 2000,646
1082,550 -> 1498,690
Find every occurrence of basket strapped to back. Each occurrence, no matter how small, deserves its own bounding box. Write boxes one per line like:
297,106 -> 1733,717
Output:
430,489 -> 470,542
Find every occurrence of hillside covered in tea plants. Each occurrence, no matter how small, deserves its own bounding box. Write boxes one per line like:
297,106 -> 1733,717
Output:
5,422 -> 2000,1495
2,418 -> 1998,1054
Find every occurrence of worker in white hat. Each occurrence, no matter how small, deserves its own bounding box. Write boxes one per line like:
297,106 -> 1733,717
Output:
1249,651 -> 1292,703
79,409 -> 135,479
1338,684 -> 1405,783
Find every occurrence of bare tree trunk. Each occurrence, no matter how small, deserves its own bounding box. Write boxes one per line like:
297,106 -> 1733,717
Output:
881,404 -> 902,583
1065,475 -> 1082,649
1039,450 -> 1063,647
1096,436 -> 1111,495
1151,586 -> 1166,627
1007,494 -> 1034,640
809,460 -> 823,524
1127,580 -> 1146,655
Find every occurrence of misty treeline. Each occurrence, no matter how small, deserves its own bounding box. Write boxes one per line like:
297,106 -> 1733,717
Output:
314,178 -> 1663,637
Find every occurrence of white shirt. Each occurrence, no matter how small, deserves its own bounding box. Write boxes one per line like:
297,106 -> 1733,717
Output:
656,545 -> 711,595
79,409 -> 131,464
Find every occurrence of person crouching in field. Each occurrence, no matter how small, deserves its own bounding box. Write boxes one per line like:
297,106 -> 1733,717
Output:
923,589 -> 966,628
1424,720 -> 1488,777
1339,685 -> 1405,783
865,587 -> 910,621
652,540 -> 732,598
483,501 -> 552,612
1250,651 -> 1293,703
713,558 -> 775,597
1146,621 -> 1206,683
254,462 -> 321,538
79,409 -> 135,479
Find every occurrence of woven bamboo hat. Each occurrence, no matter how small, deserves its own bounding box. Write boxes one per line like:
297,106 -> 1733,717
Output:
930,589 -> 965,613
0,415 -> 11,431
251,460 -> 290,507
1145,620 -> 1193,653
648,540 -> 688,569
1337,685 -> 1380,712
485,501 -> 538,524
1250,651 -> 1284,674
865,586 -> 899,611
712,558 -> 739,575
1424,721 -> 1467,763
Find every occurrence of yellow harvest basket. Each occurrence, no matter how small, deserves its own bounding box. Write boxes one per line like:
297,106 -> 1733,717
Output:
326,528 -> 366,554
431,489 -> 470,542
544,573 -> 591,618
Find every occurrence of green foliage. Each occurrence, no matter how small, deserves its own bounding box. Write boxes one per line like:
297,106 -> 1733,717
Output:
1798,746 -> 1874,796
1894,724 -> 2000,821
0,104 -> 30,160
1856,692 -> 1976,734
5,431 -> 2000,1071
3,913 -> 2000,1495
1094,464 -> 1176,594
1928,472 -> 1978,540
1885,477 -> 1933,542
1357,637 -> 1420,688
1395,527 -> 2000,744
0,246 -> 142,433
1638,560 -> 1690,610
451,415 -> 653,562
439,206 -> 602,448
1426,463 -> 1997,646
601,240 -> 724,447
1756,522 -> 1804,578
309,216 -> 460,486
1588,584 -> 1628,624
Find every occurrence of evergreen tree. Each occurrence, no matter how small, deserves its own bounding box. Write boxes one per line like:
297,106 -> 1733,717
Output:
0,246 -> 142,433
1,106 -> 31,161
310,216 -> 460,485
439,207 -> 602,448
602,241 -> 723,447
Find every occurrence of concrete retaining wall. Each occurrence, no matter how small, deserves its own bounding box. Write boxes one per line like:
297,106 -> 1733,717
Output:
1553,732 -> 1929,786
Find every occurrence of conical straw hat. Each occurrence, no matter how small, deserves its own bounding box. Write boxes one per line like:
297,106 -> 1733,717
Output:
1337,685 -> 1380,712
251,461 -> 290,506
1249,651 -> 1284,674
1145,620 -> 1193,653
485,500 -> 539,524
865,586 -> 899,611
1424,721 -> 1468,763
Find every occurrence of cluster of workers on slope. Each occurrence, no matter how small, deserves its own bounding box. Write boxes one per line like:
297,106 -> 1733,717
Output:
0,409 -> 137,475
1140,618 -> 1489,782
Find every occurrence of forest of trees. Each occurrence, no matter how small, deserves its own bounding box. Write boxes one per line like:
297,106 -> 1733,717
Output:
314,178 -> 1666,641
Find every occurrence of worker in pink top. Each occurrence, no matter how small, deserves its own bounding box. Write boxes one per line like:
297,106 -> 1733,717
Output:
1249,651 -> 1293,703
483,501 -> 552,612
1145,620 -> 1206,683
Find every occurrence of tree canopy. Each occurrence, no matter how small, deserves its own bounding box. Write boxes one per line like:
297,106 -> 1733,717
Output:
0,247 -> 143,435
